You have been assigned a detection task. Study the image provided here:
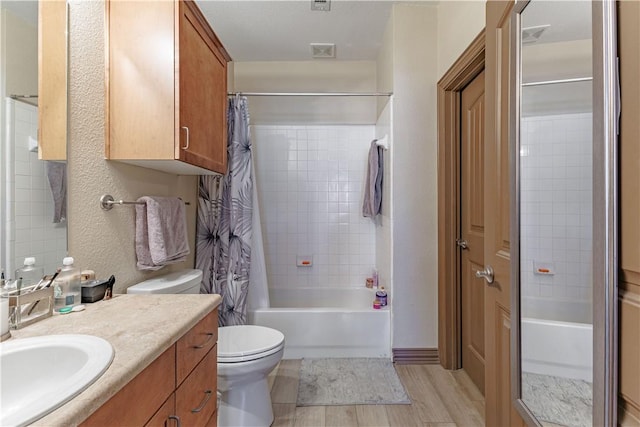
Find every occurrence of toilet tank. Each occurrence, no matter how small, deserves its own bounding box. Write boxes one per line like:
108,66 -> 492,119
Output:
127,269 -> 203,294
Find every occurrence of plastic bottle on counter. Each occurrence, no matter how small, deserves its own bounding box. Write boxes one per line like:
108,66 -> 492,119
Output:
15,257 -> 44,288
54,257 -> 81,311
375,287 -> 387,307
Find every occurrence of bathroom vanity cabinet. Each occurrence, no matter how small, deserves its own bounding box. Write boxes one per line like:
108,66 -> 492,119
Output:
81,309 -> 219,427
105,0 -> 231,175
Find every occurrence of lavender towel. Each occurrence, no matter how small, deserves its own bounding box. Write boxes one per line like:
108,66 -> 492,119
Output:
135,196 -> 190,271
362,140 -> 384,218
46,161 -> 66,223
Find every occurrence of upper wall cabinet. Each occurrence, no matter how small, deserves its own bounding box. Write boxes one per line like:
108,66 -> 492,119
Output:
39,0 -> 67,161
105,0 -> 231,175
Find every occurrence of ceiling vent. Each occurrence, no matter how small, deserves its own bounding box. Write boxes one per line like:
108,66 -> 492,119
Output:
522,25 -> 550,44
310,43 -> 336,59
311,0 -> 331,12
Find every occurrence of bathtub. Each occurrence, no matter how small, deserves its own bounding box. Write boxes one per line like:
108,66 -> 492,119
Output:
247,287 -> 391,359
521,317 -> 592,382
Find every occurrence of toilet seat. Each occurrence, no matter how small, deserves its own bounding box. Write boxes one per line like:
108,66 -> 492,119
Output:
218,325 -> 285,363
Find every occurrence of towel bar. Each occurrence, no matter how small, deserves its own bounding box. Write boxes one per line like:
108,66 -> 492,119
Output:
100,194 -> 190,211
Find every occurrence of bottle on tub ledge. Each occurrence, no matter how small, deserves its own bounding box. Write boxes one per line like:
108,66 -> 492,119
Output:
375,287 -> 388,307
53,257 -> 81,312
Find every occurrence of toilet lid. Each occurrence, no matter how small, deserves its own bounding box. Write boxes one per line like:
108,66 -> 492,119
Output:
218,325 -> 285,363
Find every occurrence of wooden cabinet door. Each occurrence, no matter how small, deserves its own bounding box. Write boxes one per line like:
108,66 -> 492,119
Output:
38,0 -> 67,160
176,346 -> 218,427
618,1 -> 640,425
145,394 -> 176,427
80,347 -> 176,427
178,1 -> 228,174
484,1 -> 524,426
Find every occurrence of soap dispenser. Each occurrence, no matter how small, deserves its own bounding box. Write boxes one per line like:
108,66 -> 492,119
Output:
54,257 -> 81,311
15,257 -> 44,288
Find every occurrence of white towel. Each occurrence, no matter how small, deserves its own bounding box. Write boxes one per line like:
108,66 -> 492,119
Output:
135,196 -> 190,271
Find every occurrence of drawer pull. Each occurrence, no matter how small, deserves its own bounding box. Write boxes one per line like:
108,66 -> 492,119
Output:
192,333 -> 215,349
167,415 -> 181,427
191,390 -> 213,413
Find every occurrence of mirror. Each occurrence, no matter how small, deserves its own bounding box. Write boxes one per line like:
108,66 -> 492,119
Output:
511,1 -> 618,426
0,0 -> 67,278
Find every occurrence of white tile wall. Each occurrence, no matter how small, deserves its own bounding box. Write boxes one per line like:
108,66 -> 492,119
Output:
252,125 -> 377,288
4,100 -> 67,277
520,113 -> 592,306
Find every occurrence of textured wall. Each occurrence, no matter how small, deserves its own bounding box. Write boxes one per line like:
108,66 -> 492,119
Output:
386,3 -> 439,349
67,1 -> 197,293
1,7 -> 38,97
436,0 -> 485,79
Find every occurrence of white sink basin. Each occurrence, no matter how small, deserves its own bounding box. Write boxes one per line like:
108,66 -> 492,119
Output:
1,334 -> 114,427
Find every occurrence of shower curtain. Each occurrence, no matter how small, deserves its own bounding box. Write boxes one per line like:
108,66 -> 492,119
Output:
196,96 -> 253,326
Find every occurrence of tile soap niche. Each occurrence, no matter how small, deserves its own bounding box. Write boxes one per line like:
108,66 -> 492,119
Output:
533,261 -> 555,276
296,256 -> 313,267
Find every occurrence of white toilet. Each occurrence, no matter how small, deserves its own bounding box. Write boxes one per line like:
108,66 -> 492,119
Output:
127,269 -> 285,427
126,269 -> 203,294
217,325 -> 284,427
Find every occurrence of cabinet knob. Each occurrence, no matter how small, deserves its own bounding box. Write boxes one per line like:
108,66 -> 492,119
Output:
181,126 -> 190,150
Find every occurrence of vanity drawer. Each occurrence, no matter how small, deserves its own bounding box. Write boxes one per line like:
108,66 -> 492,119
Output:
81,345 -> 175,427
144,393 -> 175,427
176,310 -> 218,385
176,345 -> 218,427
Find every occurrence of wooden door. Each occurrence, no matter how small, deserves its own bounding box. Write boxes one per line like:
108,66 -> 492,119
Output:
484,1 -> 524,426
460,70 -> 486,394
618,1 -> 640,425
179,1 -> 228,174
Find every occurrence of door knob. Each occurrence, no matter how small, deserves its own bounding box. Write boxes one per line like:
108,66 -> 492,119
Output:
456,239 -> 469,250
476,265 -> 494,284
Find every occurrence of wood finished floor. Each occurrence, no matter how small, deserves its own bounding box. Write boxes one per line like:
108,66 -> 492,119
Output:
267,360 -> 485,427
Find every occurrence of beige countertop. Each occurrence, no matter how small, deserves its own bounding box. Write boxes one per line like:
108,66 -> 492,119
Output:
8,293 -> 221,426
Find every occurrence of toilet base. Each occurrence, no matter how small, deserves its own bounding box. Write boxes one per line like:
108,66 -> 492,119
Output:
218,377 -> 274,427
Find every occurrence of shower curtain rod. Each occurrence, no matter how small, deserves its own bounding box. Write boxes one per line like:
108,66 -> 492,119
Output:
227,92 -> 393,97
522,77 -> 592,87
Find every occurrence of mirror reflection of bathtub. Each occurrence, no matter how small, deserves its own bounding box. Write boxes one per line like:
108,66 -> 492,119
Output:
248,287 -> 390,359
521,297 -> 593,382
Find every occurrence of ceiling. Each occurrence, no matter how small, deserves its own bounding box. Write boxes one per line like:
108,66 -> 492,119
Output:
521,0 -> 592,45
196,0 -> 402,61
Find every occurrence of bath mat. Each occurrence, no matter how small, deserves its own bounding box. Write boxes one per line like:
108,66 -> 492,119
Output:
522,372 -> 592,427
296,358 -> 411,406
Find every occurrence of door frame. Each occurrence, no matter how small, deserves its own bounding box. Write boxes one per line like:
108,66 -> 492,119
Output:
437,30 -> 485,370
